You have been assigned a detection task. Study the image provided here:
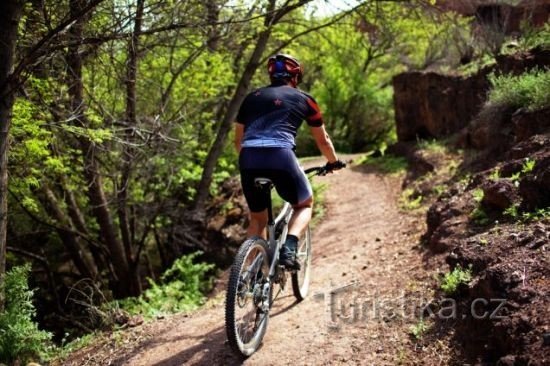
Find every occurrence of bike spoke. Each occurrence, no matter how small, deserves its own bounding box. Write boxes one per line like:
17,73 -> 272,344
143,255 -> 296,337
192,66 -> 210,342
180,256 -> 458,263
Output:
232,245 -> 269,347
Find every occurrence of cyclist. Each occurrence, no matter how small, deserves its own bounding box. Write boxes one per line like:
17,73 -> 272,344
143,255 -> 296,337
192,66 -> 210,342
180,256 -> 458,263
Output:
234,53 -> 344,270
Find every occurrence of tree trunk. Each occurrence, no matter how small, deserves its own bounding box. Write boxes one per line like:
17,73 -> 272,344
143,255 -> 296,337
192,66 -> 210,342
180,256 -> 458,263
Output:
41,186 -> 98,279
0,0 -> 25,310
119,0 -> 145,293
67,0 -> 136,297
192,25 -> 274,214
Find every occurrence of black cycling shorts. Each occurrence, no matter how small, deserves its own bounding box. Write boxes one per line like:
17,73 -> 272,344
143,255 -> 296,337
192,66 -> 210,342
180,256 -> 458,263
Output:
239,147 -> 312,212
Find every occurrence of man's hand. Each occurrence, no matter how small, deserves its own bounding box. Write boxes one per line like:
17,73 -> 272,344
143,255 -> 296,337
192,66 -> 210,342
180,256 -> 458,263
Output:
325,160 -> 346,172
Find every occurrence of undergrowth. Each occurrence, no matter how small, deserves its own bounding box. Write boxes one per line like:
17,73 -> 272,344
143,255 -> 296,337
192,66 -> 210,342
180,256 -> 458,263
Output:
488,68 -> 550,111
359,153 -> 408,174
399,188 -> 423,211
0,265 -> 53,364
119,252 -> 215,318
441,265 -> 472,295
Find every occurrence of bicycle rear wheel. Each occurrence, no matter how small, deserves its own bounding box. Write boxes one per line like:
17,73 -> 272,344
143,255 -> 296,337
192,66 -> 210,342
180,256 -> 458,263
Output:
291,225 -> 312,301
225,238 -> 272,357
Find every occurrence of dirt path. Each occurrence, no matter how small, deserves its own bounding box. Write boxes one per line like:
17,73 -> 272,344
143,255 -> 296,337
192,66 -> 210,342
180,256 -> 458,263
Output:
64,159 -> 437,365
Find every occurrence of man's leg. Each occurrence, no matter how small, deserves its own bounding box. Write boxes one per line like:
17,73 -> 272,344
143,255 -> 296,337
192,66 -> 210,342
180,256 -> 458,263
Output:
247,209 -> 268,239
280,196 -> 313,269
288,196 -> 313,237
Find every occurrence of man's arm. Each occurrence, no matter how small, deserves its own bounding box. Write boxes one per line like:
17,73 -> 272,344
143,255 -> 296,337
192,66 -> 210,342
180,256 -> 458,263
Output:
234,122 -> 244,153
310,124 -> 338,163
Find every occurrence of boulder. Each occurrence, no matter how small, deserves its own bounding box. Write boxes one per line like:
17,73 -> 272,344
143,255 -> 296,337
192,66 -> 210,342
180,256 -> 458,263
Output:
481,180 -> 518,211
512,107 -> 550,142
508,134 -> 550,160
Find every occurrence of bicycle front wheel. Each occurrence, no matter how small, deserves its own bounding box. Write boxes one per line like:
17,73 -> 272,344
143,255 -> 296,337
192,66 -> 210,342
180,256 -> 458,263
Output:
225,238 -> 272,357
291,225 -> 312,301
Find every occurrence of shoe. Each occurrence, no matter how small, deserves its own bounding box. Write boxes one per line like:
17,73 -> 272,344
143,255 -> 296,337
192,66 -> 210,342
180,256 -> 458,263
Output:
279,242 -> 300,270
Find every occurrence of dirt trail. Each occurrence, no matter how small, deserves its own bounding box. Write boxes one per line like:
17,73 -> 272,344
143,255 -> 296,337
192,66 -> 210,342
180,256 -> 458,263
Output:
65,158 -> 436,365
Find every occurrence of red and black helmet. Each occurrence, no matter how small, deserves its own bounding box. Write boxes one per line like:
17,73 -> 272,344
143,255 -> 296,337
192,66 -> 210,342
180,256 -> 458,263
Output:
267,54 -> 303,85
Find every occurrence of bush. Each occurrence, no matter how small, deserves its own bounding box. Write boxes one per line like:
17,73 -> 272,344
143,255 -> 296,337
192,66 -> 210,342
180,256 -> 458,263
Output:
487,69 -> 550,111
441,265 -> 472,295
120,252 -> 215,318
0,264 -> 52,364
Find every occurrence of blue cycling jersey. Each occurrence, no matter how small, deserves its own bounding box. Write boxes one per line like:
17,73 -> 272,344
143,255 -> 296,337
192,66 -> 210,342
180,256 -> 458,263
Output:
235,83 -> 323,149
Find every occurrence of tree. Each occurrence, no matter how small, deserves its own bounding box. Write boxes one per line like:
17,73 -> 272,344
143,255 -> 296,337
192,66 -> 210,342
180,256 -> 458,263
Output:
0,0 -> 26,311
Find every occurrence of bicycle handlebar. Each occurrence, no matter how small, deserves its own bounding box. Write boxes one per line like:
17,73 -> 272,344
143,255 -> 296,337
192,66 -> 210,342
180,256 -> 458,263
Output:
304,161 -> 346,176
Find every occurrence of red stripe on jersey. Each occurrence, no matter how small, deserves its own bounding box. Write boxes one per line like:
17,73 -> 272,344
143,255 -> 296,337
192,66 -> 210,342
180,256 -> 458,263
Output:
306,98 -> 322,122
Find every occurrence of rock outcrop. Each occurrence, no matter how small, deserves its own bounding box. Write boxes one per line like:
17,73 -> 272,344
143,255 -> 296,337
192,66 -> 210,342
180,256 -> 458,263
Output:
393,48 -> 550,142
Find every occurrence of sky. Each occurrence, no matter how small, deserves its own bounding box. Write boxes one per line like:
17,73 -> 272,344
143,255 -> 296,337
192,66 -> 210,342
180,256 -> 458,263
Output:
308,0 -> 361,17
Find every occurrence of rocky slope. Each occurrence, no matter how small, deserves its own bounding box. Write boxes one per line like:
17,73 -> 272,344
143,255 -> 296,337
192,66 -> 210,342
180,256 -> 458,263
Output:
392,48 -> 549,365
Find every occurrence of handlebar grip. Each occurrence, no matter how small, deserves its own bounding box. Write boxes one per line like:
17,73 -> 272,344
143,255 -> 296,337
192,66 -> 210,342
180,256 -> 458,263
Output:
325,160 -> 346,172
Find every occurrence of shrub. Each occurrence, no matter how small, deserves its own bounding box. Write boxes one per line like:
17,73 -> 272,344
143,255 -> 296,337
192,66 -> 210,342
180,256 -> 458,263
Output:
399,188 -> 423,211
487,69 -> 550,111
409,319 -> 429,340
0,264 -> 52,364
120,252 -> 215,318
441,265 -> 472,295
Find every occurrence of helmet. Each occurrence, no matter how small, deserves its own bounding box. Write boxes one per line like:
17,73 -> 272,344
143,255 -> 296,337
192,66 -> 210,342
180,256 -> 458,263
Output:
267,54 -> 303,85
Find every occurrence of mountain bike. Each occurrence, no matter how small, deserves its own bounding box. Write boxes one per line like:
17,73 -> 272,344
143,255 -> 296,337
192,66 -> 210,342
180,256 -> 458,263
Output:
225,163 -> 343,357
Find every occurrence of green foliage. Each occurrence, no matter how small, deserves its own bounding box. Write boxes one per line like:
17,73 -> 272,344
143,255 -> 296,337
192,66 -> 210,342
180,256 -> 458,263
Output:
311,182 -> 328,226
521,158 -> 536,174
440,265 -> 472,295
409,319 -> 429,340
0,265 -> 53,364
520,207 -> 550,221
432,184 -> 446,197
53,332 -> 97,361
487,69 -> 550,111
470,207 -> 490,225
517,22 -> 550,50
417,138 -> 448,154
489,168 -> 501,182
472,188 -> 484,202
508,158 -> 536,187
292,3 -> 471,154
504,203 -> 520,219
360,154 -> 408,174
399,188 -> 423,211
119,253 -> 215,318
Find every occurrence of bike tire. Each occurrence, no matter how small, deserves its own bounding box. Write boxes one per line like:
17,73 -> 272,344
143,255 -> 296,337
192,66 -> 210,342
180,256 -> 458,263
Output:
225,238 -> 272,357
291,225 -> 312,301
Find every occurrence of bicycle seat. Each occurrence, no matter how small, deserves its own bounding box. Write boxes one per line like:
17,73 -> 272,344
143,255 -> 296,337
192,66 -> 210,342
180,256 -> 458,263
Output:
254,177 -> 273,188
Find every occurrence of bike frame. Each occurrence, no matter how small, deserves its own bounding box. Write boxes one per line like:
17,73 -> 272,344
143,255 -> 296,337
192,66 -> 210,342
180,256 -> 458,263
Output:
254,179 -> 293,280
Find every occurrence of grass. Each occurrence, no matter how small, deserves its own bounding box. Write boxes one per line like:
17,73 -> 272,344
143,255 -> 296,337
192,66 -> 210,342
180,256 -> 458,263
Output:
472,188 -> 484,203
487,68 -> 550,111
358,153 -> 408,174
504,203 -> 520,219
432,184 -> 446,197
399,188 -> 423,211
311,182 -> 328,227
440,265 -> 472,295
417,138 -> 448,154
409,319 -> 429,340
53,333 -> 98,361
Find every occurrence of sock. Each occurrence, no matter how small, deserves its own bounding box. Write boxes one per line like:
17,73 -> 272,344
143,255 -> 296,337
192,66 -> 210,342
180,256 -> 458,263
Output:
285,234 -> 299,252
